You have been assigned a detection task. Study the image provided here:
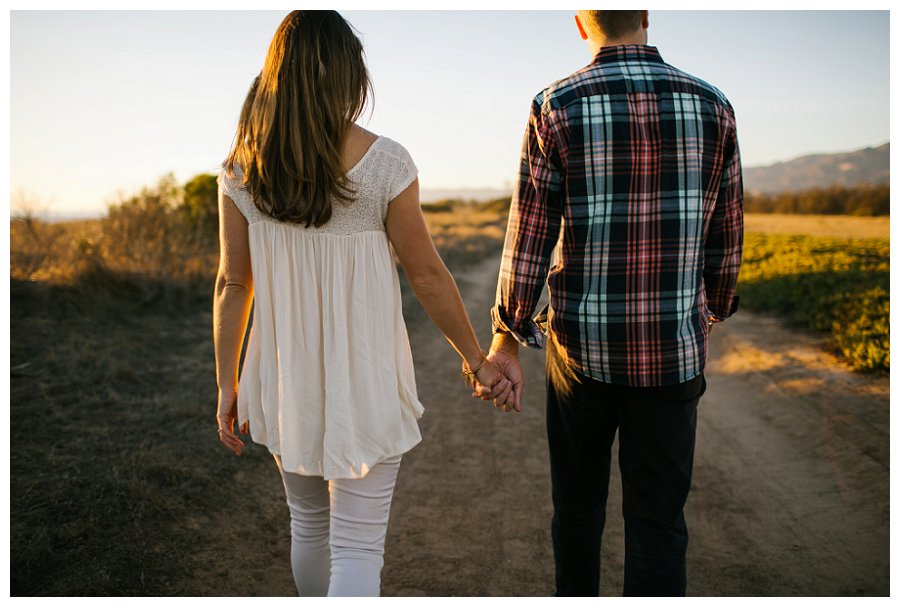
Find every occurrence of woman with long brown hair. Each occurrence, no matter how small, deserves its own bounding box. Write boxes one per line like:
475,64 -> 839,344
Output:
212,11 -> 514,596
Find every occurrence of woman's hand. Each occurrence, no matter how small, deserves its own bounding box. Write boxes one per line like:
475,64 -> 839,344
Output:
472,360 -> 515,412
217,387 -> 248,456
472,349 -> 523,413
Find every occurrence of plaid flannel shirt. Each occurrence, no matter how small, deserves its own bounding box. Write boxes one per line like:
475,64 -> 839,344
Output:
491,45 -> 743,387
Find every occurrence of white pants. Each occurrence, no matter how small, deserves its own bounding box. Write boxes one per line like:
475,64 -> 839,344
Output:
273,454 -> 401,597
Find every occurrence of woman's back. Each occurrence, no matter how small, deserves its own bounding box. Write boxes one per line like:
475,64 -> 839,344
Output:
222,134 -> 416,234
213,11 -> 511,598
217,134 -> 424,480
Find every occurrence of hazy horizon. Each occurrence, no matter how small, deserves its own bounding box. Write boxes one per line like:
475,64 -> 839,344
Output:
10,10 -> 890,216
16,138 -> 888,222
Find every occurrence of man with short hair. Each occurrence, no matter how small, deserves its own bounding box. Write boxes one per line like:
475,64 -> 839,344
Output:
482,10 -> 743,597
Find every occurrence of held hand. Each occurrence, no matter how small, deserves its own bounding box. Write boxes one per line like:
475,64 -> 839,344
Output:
473,350 -> 524,413
472,360 -> 514,411
216,387 -> 247,456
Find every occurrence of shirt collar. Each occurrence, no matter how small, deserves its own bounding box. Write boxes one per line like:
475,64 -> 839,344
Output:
592,44 -> 665,66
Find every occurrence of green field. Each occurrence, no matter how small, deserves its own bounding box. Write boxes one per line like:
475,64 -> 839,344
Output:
738,231 -> 889,372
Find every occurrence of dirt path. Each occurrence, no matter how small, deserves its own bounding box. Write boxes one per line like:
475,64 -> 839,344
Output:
379,256 -> 889,597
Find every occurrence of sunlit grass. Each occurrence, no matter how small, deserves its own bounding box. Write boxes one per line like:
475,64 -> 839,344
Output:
738,233 -> 889,372
744,213 -> 889,239
420,199 -> 509,268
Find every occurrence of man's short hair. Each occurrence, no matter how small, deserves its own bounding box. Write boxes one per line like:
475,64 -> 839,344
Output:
577,10 -> 644,40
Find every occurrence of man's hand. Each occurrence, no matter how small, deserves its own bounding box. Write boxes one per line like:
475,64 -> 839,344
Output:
473,333 -> 524,412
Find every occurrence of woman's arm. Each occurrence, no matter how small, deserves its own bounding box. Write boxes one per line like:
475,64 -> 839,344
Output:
213,189 -> 255,454
385,178 -> 513,408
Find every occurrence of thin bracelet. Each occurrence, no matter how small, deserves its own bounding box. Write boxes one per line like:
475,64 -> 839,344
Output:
461,350 -> 488,384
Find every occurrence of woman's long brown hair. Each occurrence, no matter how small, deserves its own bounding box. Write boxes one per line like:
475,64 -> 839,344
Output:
224,11 -> 371,227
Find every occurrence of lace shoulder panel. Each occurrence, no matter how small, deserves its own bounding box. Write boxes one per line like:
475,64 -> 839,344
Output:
376,137 -> 419,203
215,137 -> 418,233
216,165 -> 266,224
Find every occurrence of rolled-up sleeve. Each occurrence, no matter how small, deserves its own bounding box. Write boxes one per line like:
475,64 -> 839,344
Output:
491,94 -> 564,348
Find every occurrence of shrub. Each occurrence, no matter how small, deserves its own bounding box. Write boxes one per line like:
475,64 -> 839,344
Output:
744,184 -> 889,216
831,287 -> 890,372
480,196 -> 512,214
181,173 -> 219,240
98,173 -> 217,285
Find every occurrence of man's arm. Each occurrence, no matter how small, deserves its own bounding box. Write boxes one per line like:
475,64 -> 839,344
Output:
490,93 -> 565,347
704,113 -> 743,323
481,94 -> 564,410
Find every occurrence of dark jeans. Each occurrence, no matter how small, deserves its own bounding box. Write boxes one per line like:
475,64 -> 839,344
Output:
545,336 -> 705,597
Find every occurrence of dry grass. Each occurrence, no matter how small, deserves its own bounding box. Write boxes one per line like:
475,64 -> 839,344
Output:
10,184 -> 254,595
744,213 -> 889,239
421,204 -> 507,267
10,273 -> 305,595
10,217 -> 102,283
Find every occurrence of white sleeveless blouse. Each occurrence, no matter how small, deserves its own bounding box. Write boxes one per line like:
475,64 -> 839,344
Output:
217,136 -> 424,480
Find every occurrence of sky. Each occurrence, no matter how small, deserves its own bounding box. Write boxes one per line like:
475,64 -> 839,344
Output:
9,10 -> 891,217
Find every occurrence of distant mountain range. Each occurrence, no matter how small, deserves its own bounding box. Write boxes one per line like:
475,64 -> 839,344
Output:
743,143 -> 889,194
423,143 -> 889,203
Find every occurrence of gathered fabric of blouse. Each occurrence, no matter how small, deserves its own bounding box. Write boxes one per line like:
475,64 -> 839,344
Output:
217,136 -> 424,480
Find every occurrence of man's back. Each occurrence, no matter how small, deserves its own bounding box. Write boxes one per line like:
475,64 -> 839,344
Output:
484,13 -> 744,597
491,44 -> 743,386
